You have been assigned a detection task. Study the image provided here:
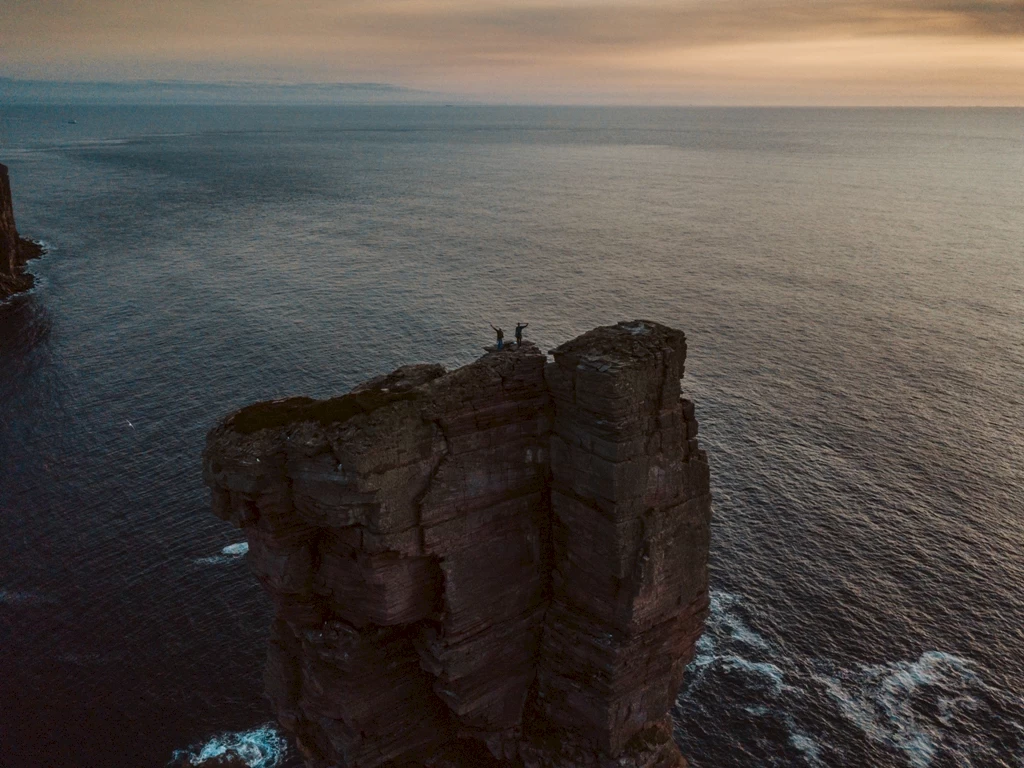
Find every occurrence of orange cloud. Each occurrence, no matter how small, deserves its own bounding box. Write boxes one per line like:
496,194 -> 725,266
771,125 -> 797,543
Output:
1,0 -> 1022,103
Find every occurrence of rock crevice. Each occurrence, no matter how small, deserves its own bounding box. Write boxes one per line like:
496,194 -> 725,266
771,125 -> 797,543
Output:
204,321 -> 712,768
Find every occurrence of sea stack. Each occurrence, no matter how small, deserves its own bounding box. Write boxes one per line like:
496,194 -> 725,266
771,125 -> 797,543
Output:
0,162 -> 43,301
204,321 -> 712,768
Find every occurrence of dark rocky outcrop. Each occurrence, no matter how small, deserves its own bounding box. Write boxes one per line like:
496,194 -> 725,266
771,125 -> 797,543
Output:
204,321 -> 712,768
0,162 -> 44,301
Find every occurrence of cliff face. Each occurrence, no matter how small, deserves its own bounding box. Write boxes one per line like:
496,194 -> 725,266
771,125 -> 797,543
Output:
204,321 -> 711,768
0,164 -> 18,276
0,162 -> 43,300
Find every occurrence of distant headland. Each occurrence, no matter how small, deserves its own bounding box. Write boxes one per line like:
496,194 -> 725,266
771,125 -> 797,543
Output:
0,163 -> 44,302
0,78 -> 443,106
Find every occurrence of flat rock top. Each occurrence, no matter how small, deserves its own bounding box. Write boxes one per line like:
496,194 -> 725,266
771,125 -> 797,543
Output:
206,340 -> 547,461
550,320 -> 686,369
206,324 -> 683,459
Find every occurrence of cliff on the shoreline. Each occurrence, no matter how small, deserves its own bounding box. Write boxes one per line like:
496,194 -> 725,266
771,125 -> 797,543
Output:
0,162 -> 44,300
204,321 -> 712,768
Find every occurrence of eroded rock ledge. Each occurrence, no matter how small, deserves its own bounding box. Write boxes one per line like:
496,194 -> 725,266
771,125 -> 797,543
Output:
204,321 -> 712,768
0,162 -> 44,301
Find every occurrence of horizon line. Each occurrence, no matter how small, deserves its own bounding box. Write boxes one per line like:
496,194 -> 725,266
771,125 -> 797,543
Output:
2,76 -> 1022,109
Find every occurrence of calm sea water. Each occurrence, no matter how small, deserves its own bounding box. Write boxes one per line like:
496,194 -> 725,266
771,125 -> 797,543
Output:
1,105 -> 1022,768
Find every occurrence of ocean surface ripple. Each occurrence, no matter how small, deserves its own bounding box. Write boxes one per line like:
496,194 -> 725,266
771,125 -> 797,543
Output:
1,105 -> 1022,767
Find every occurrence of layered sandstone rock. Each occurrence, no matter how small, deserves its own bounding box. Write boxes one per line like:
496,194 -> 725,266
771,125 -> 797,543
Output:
0,162 -> 44,300
204,321 -> 712,768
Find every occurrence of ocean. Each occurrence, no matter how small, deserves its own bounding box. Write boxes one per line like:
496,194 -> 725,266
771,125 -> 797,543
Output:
0,104 -> 1022,768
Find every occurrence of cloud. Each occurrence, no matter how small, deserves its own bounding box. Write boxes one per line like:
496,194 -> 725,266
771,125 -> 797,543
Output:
5,0 -> 1021,47
1,0 -> 1021,103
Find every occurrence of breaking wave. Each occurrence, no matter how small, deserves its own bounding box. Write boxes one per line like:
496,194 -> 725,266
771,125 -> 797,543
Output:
169,723 -> 287,768
674,591 -> 1024,767
221,542 -> 250,556
813,651 -> 1024,768
194,541 -> 249,566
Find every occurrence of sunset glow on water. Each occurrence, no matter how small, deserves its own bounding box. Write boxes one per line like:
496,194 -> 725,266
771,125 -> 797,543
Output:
1,104 -> 1021,765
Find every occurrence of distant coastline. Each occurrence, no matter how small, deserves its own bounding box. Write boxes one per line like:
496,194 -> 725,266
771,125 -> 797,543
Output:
0,78 -> 448,106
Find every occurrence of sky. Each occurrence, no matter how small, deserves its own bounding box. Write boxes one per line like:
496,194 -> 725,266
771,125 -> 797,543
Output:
1,0 -> 1022,105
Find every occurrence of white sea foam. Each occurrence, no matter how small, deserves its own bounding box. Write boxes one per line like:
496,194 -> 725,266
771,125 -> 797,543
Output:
813,651 -> 984,768
681,590 -> 831,764
0,279 -> 42,306
194,541 -> 249,565
170,723 -> 286,768
681,591 -> 1023,767
789,730 -> 826,767
28,239 -> 56,253
720,655 -> 787,696
713,591 -> 771,651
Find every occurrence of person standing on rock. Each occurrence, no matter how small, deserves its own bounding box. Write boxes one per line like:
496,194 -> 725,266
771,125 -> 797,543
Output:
490,324 -> 504,350
515,322 -> 529,347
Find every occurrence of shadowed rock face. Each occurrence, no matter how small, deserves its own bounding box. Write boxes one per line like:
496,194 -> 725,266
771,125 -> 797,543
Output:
0,165 -> 17,276
204,321 -> 712,768
0,162 -> 44,301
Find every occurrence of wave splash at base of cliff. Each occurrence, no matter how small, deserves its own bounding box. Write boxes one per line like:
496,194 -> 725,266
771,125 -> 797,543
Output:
674,591 -> 1024,768
194,542 -> 251,566
170,723 -> 288,768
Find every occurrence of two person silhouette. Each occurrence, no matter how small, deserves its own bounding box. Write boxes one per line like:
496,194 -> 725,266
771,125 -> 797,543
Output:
490,322 -> 528,350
